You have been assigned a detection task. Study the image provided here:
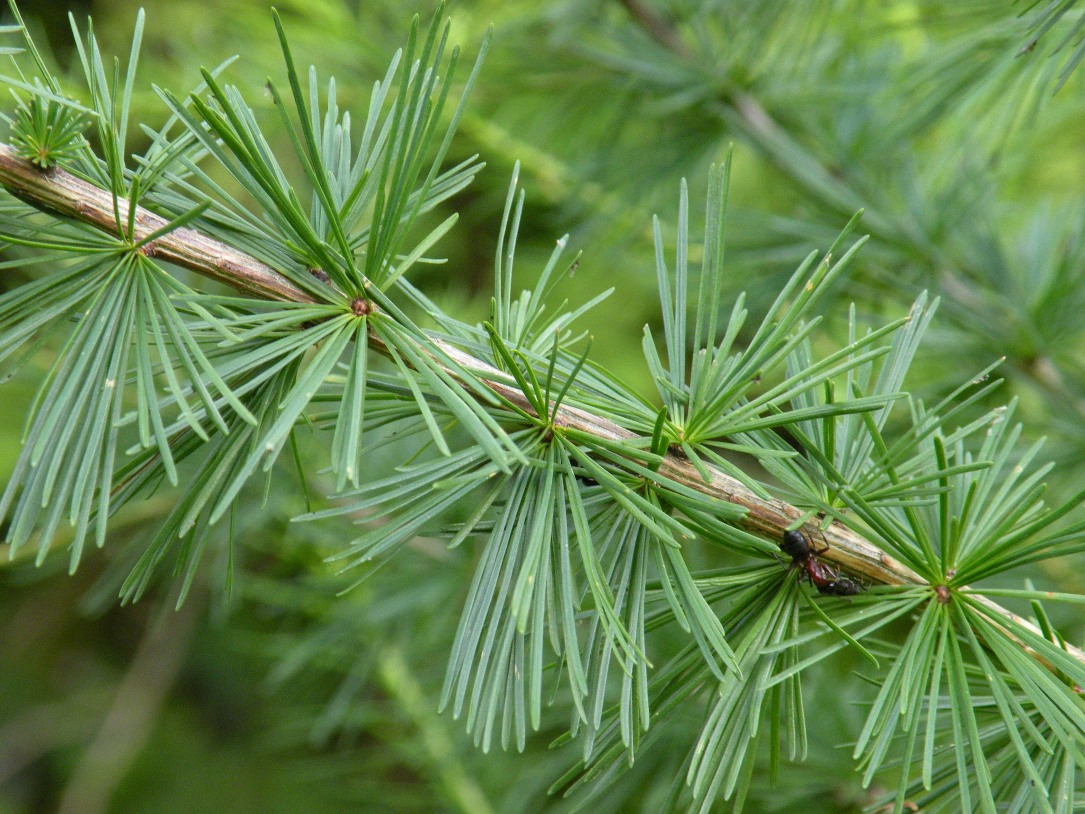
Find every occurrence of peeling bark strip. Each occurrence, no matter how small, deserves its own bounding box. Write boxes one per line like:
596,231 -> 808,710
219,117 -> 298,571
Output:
0,141 -> 1082,667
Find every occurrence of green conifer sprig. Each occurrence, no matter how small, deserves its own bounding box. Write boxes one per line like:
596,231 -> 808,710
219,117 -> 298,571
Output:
7,93 -> 89,169
0,4 -> 1082,813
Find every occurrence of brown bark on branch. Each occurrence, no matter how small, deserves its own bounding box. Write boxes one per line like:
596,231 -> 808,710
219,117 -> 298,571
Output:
0,144 -> 312,302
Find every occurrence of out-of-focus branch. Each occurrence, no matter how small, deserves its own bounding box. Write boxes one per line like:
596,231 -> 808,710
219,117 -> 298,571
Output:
55,598 -> 200,814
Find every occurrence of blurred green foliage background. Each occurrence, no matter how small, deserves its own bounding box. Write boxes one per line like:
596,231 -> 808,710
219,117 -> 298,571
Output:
2,0 -> 1085,811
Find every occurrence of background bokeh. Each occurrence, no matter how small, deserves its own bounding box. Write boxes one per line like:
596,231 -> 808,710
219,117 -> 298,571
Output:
2,1 -> 1085,812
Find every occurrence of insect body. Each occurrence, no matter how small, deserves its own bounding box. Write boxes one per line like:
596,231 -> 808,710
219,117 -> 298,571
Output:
780,529 -> 864,596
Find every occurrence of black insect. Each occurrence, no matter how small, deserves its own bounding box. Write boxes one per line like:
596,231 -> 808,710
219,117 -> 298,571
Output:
779,528 -> 864,596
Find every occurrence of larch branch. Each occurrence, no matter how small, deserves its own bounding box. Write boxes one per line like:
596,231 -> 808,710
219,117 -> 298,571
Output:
0,140 -> 1081,669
